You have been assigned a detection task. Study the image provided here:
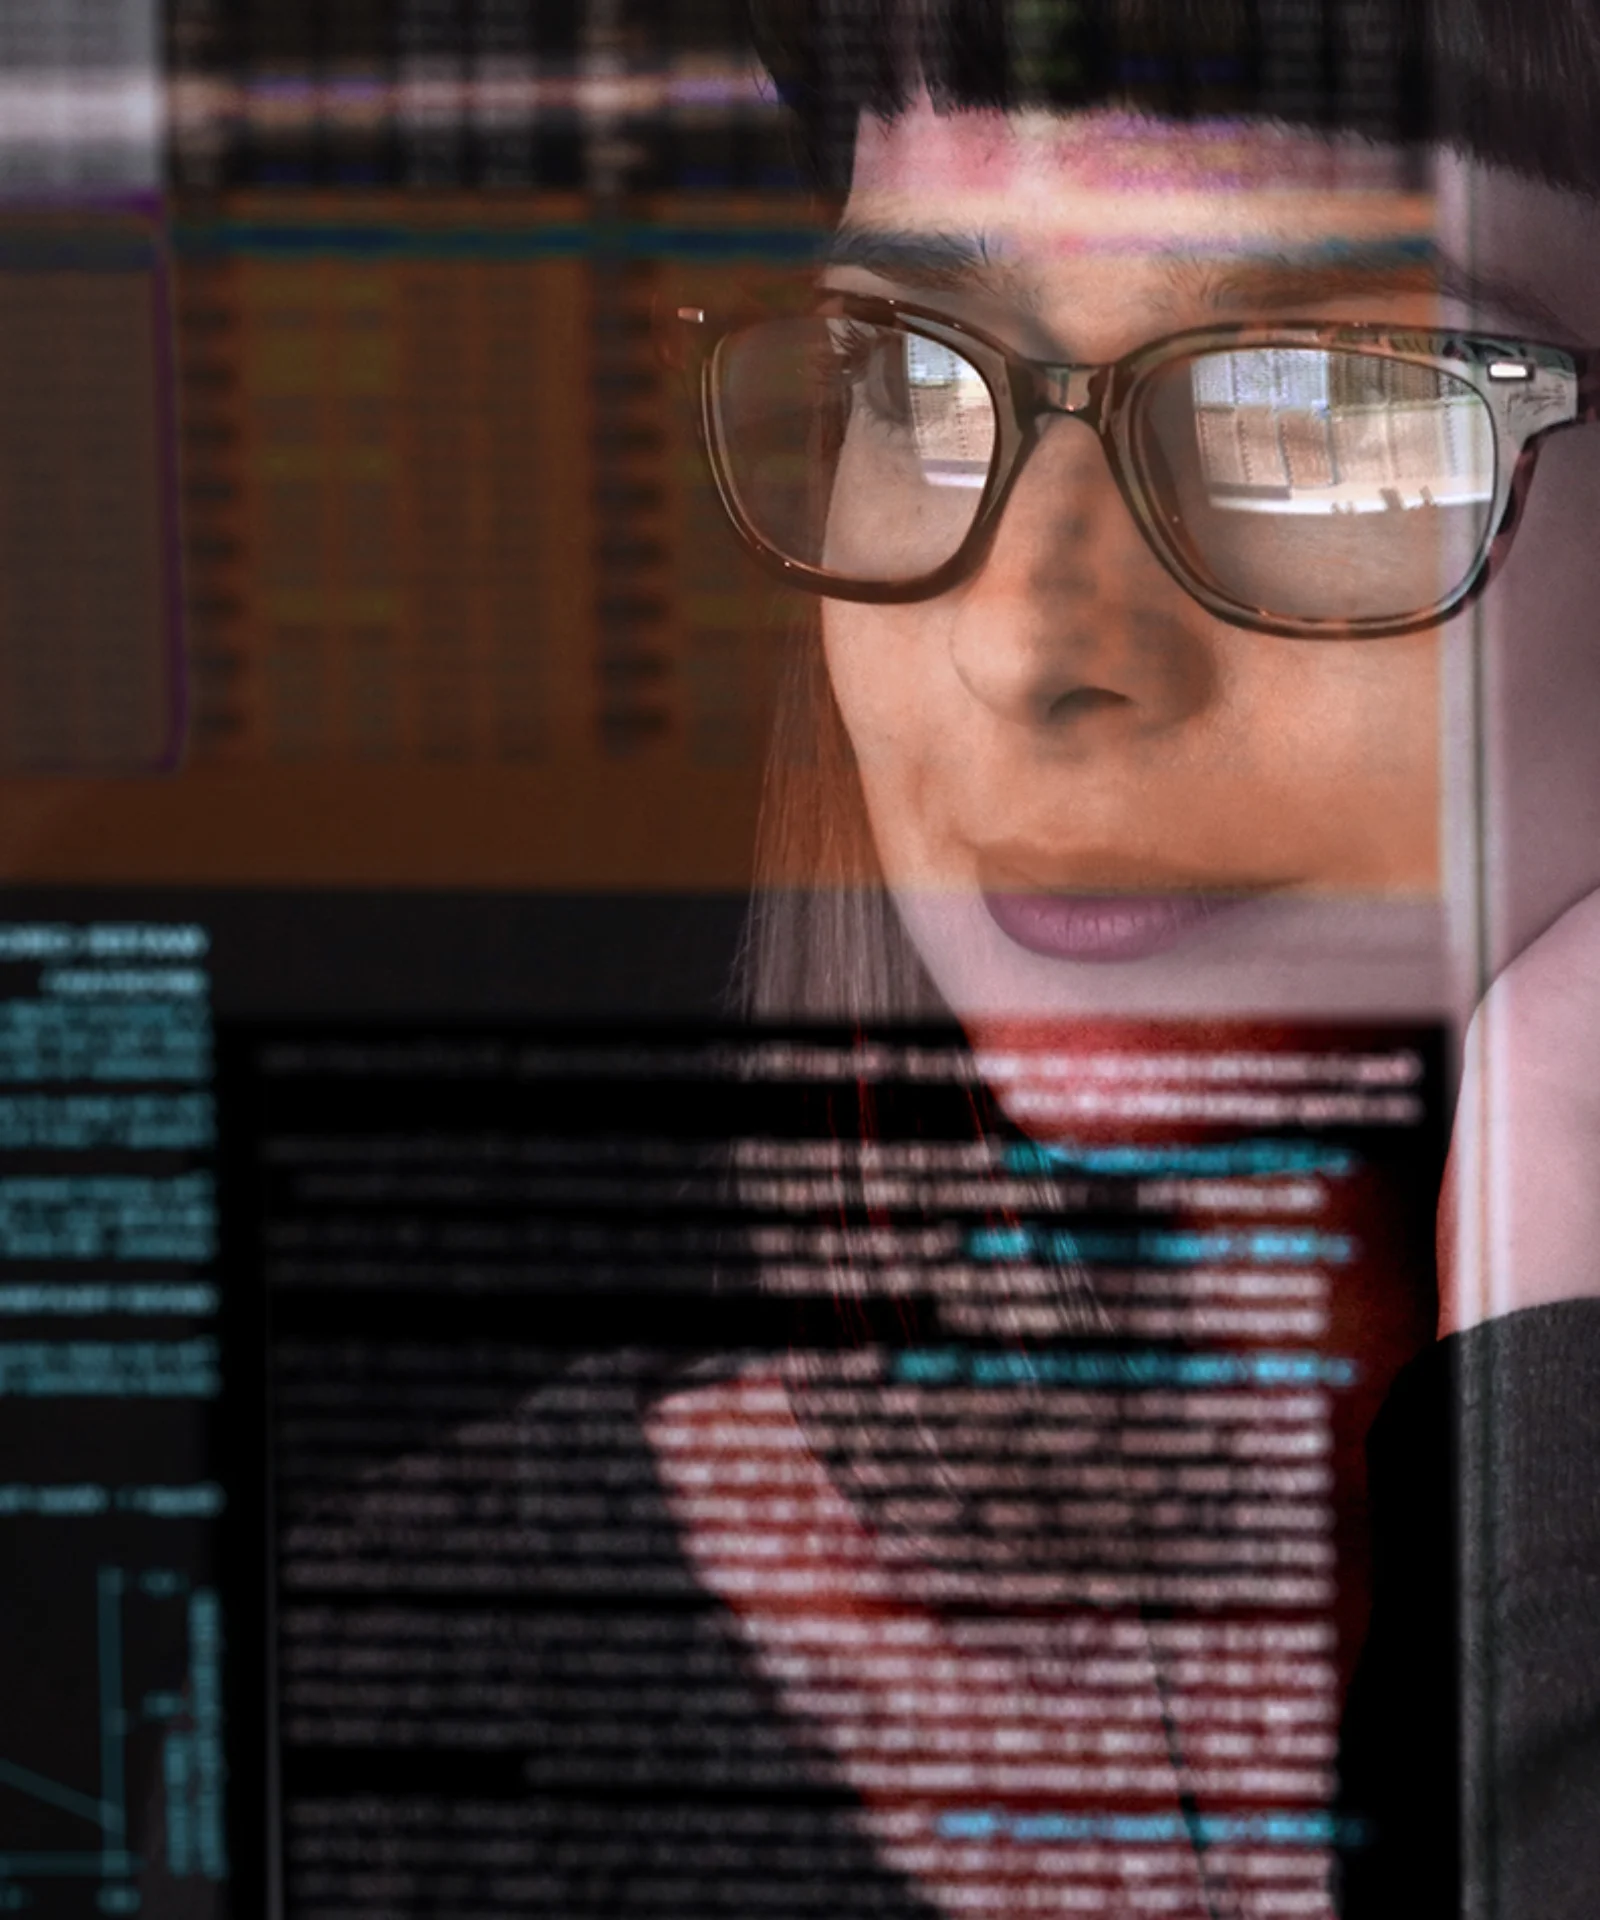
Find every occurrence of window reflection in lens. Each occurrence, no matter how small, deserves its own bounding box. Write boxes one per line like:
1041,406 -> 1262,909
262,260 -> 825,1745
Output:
1136,347 -> 1498,623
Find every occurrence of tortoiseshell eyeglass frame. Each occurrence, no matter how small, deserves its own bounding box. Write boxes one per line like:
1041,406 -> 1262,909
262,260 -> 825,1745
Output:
674,291 -> 1600,642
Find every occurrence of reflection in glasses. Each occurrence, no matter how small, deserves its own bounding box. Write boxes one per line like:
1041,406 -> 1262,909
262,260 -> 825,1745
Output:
896,337 -> 1498,521
1191,348 -> 1495,517
903,335 -> 995,488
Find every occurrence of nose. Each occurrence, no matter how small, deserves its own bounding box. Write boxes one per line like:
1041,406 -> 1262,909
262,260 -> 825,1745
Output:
943,417 -> 1216,737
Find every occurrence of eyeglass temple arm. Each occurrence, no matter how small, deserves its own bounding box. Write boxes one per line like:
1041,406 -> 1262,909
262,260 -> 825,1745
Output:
1483,346 -> 1600,457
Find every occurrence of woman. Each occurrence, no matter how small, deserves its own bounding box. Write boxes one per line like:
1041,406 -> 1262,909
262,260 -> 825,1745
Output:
651,0 -> 1600,1913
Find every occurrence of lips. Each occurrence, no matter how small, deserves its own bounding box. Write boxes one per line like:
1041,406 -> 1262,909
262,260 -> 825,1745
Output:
981,887 -> 1244,962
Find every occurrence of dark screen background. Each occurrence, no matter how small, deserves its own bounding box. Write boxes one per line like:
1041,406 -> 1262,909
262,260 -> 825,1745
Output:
0,5 -> 1450,1915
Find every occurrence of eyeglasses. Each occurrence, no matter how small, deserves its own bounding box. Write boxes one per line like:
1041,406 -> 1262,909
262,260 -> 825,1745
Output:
677,291 -> 1600,640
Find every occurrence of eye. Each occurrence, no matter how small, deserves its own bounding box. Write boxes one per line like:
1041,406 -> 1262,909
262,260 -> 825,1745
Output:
826,318 -> 914,429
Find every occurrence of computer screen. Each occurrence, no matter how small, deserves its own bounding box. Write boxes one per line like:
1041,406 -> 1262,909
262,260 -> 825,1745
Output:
2,2 -> 1591,1915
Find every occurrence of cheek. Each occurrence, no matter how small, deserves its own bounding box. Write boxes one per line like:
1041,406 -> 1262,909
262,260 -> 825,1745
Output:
819,602 -> 871,740
1227,647 -> 1440,822
823,604 -> 921,777
1288,653 -> 1437,786
822,603 -> 951,875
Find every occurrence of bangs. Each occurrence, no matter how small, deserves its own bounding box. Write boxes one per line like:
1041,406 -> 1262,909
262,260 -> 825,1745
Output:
752,0 -> 1600,195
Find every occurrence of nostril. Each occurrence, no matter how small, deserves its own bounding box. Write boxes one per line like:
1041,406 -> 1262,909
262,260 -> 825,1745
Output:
1044,685 -> 1130,723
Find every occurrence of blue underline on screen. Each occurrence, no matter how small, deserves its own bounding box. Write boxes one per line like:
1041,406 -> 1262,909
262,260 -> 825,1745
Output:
1003,1139 -> 1358,1178
967,1226 -> 1356,1265
936,1809 -> 1371,1848
892,1349 -> 1359,1389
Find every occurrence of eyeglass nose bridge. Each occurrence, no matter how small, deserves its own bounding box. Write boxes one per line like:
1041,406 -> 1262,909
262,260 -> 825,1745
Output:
1034,361 -> 1104,425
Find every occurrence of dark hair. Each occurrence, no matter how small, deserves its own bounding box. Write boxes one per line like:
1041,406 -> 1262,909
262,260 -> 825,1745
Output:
750,0 -> 1600,195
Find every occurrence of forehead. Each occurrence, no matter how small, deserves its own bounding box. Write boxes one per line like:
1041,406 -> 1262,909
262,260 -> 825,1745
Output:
849,99 -> 1432,257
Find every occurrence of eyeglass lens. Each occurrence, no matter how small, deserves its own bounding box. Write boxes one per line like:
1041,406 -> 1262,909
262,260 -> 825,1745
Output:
714,317 -> 997,585
712,318 -> 1501,623
1137,347 -> 1497,623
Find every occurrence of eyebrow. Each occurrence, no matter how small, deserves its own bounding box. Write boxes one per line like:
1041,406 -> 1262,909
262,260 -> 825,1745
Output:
822,224 -> 1573,341
822,224 -> 1035,301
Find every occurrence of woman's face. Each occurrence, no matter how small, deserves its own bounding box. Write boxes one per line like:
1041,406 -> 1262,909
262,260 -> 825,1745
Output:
820,102 -> 1600,1021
